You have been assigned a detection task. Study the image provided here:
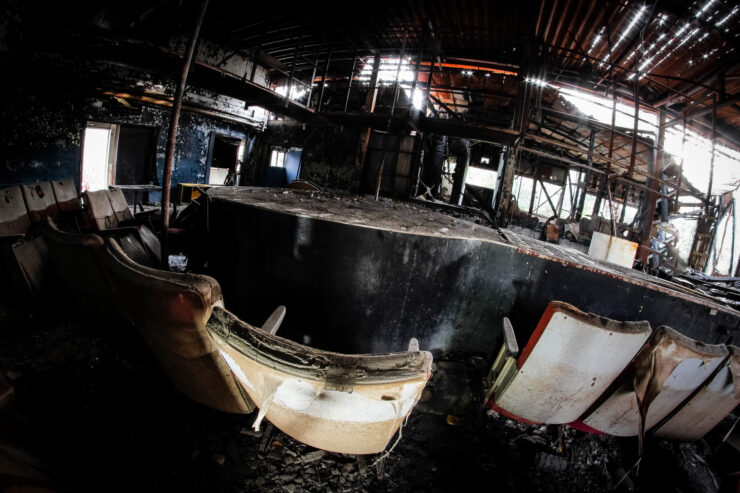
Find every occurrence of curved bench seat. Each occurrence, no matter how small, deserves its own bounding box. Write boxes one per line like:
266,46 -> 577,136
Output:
653,345 -> 740,441
41,219 -> 121,321
488,301 -> 652,424
582,327 -> 728,436
206,306 -> 433,454
102,240 -> 254,414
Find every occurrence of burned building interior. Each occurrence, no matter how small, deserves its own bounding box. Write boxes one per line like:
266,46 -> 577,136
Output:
2,0 -> 740,491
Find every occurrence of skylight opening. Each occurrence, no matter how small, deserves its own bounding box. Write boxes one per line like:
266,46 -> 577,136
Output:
357,56 -> 417,85
525,77 -> 555,88
695,0 -> 716,18
356,56 -> 425,109
588,27 -> 605,54
601,5 -> 647,63
717,6 -> 739,26
275,84 -> 307,101
674,23 -> 690,38
558,86 -> 740,194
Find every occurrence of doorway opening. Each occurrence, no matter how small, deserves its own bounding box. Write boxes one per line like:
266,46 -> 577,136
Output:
81,122 -> 158,194
207,134 -> 246,185
81,122 -> 119,192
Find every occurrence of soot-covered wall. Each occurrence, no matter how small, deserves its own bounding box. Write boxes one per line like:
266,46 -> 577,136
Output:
0,88 -> 256,189
253,120 -> 364,191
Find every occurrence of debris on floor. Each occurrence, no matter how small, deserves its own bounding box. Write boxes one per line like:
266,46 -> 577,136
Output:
0,288 -> 737,492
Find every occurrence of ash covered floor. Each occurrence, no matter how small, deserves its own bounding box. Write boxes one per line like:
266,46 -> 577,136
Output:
1,287 -> 737,492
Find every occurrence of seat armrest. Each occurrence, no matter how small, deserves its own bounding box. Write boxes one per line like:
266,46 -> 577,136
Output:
503,317 -> 519,357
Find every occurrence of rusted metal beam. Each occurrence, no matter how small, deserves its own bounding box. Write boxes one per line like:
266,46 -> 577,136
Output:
161,0 -> 209,266
575,128 -> 596,219
594,83 -> 618,217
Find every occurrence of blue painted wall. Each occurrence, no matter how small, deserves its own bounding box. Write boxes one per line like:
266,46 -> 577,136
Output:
0,88 -> 256,190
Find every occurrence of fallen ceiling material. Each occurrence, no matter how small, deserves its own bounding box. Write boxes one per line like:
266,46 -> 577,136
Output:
485,301 -> 739,443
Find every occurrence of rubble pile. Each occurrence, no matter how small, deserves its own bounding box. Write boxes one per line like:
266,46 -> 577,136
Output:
0,291 -> 737,492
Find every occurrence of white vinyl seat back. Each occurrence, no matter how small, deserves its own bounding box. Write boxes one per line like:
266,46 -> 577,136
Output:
0,186 -> 31,237
492,301 -> 651,424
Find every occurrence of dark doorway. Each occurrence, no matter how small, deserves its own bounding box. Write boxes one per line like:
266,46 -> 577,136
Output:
115,125 -> 158,203
115,125 -> 157,185
207,134 -> 244,185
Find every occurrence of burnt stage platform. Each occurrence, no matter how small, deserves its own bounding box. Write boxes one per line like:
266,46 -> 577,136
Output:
207,187 -> 739,354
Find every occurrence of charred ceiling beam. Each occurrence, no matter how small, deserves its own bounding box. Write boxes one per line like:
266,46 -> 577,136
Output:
187,61 -> 314,121
314,112 -> 518,146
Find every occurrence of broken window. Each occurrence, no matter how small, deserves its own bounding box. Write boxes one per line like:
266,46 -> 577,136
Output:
465,167 -> 497,189
357,57 -> 423,109
270,149 -> 286,168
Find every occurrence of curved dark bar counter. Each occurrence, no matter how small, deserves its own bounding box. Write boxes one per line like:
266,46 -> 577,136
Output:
207,187 -> 740,355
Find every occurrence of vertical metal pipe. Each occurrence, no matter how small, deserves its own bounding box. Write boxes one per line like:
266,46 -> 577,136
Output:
628,75 -> 640,178
161,0 -> 209,265
528,163 -> 537,215
556,179 -> 565,216
390,29 -> 408,116
306,57 -> 318,107
375,154 -> 385,201
620,186 -> 628,223
343,50 -> 357,112
576,127 -> 596,219
422,61 -> 434,114
249,45 -> 261,83
410,47 -> 423,112
594,83 -> 617,217
639,109 -> 665,266
363,53 -> 381,112
317,44 -> 332,111
674,110 -> 687,212
707,93 -> 717,208
284,35 -> 303,108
